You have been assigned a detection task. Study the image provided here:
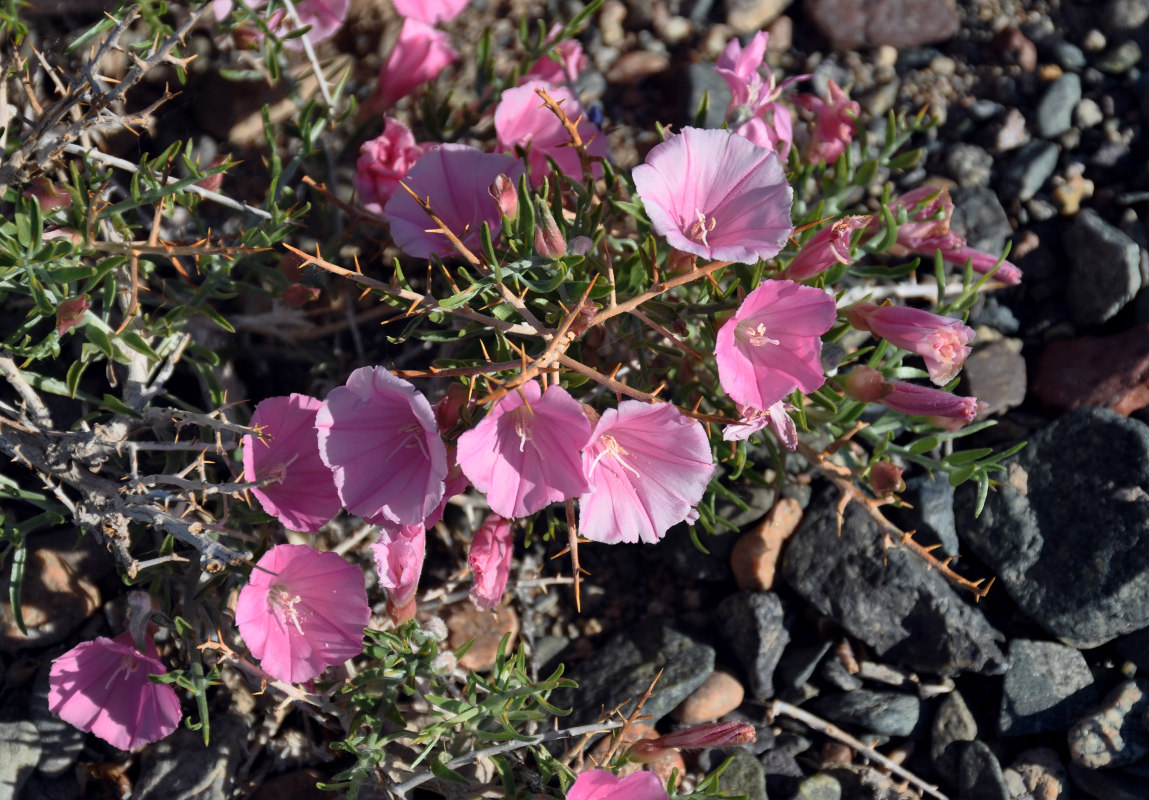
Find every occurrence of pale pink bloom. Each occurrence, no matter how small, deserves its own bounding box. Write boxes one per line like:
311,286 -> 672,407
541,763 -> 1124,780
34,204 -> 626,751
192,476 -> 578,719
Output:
49,633 -> 181,751
779,215 -> 872,281
495,80 -> 609,186
383,145 -> 522,259
722,401 -> 797,450
941,245 -> 1023,285
391,0 -> 469,24
632,127 -> 793,264
214,0 -> 348,49
525,28 -> 587,85
715,32 -> 805,119
377,19 -> 458,109
457,381 -> 590,518
886,186 -> 963,253
579,401 -> 714,544
235,544 -> 369,683
371,523 -> 426,611
353,118 -> 431,214
733,108 -> 794,159
316,366 -> 448,526
243,394 -> 341,533
795,80 -> 859,164
715,279 -> 837,410
846,302 -> 974,385
567,770 -> 669,800
489,173 -> 519,220
468,514 -> 514,609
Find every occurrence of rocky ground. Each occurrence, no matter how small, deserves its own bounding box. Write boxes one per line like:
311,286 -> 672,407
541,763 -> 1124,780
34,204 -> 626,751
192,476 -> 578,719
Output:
7,0 -> 1149,799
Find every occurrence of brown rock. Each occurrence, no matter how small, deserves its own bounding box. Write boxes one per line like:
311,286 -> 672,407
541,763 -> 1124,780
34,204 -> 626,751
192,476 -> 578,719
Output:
674,670 -> 745,723
993,28 -> 1038,72
805,0 -> 959,50
724,0 -> 793,36
445,603 -> 519,672
1032,327 -> 1149,416
730,497 -> 803,591
605,50 -> 670,86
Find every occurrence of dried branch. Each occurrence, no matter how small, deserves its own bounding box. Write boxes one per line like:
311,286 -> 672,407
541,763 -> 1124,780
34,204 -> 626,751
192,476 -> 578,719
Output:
0,355 -> 53,430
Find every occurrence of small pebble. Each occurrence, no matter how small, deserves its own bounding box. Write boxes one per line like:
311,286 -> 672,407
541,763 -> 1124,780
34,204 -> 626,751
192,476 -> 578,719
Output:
675,670 -> 746,723
1083,29 -> 1107,52
730,497 -> 803,591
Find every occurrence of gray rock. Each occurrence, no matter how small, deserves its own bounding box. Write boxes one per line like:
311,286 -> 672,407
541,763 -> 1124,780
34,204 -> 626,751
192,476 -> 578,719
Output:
999,639 -> 1098,736
1068,679 -> 1149,768
777,639 -> 835,697
781,488 -> 1007,676
1106,0 -> 1149,34
716,592 -> 789,700
559,621 -> 715,726
1035,74 -> 1082,138
135,716 -> 247,800
719,748 -> 768,800
945,144 -> 994,189
663,523 -> 736,582
795,773 -> 842,800
931,690 -> 978,785
685,62 -> 731,130
0,721 -> 42,800
1065,209 -> 1143,327
1040,38 -> 1087,71
820,651 -> 864,692
1098,40 -> 1144,74
888,473 -> 959,557
1005,747 -> 1070,800
999,141 -> 1059,203
722,0 -> 791,35
1069,762 -> 1149,800
761,747 -> 805,799
959,741 -> 1010,800
956,408 -> 1149,647
951,187 -> 1014,254
803,690 -> 922,737
961,340 -> 1028,418
31,665 -> 85,777
803,0 -> 959,50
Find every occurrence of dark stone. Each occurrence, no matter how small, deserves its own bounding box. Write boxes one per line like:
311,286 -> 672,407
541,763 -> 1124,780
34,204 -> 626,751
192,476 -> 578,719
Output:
803,689 -> 923,737
887,473 -> 959,557
999,140 -> 1059,203
715,592 -> 789,701
558,621 -> 714,727
761,747 -> 805,799
959,741 -> 1010,800
1069,763 -> 1149,800
945,144 -> 994,189
951,187 -> 1014,254
1068,679 -> 1149,768
794,773 -> 843,800
999,639 -> 1098,736
1065,209 -> 1142,327
931,690 -> 978,785
719,748 -> 768,800
135,714 -> 248,800
955,408 -> 1149,647
961,340 -> 1028,418
776,638 -> 835,697
1034,73 -> 1082,138
820,651 -> 864,692
1039,37 -> 1088,71
1032,327 -> 1149,416
804,0 -> 959,50
1116,625 -> 1149,673
663,523 -> 737,582
781,488 -> 1006,676
685,62 -> 731,130
31,665 -> 85,777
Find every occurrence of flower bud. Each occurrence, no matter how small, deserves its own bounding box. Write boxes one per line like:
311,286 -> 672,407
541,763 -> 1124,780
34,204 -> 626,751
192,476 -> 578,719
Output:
283,283 -> 321,307
489,174 -> 518,221
869,461 -> 905,495
842,366 -> 890,403
24,177 -> 72,212
55,295 -> 90,336
195,155 -> 229,193
533,199 -> 566,259
627,721 -> 756,762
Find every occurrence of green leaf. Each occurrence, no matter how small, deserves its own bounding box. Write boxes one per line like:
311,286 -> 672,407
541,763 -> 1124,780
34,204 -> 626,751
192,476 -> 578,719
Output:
85,325 -> 115,359
197,304 -> 236,333
8,542 -> 26,636
100,394 -> 142,418
119,331 -> 162,361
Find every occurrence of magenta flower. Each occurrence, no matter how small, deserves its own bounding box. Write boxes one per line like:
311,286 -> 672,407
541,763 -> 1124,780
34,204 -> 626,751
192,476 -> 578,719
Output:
886,186 -> 964,252
715,279 -> 837,410
632,127 -> 793,264
722,401 -> 797,450
316,366 -> 448,526
383,145 -> 522,259
629,721 -> 757,761
779,215 -> 871,281
214,0 -> 348,48
456,381 -> 590,518
941,245 -> 1023,285
495,80 -> 609,186
242,394 -> 341,533
567,770 -> 669,800
376,19 -> 458,109
843,366 -> 979,428
525,27 -> 587,85
48,633 -> 182,751
715,32 -> 804,119
391,0 -> 469,24
579,401 -> 714,545
733,110 -> 794,159
846,302 -> 975,385
468,514 -> 514,610
353,118 -> 430,214
795,80 -> 859,164
235,544 -> 369,684
371,523 -> 426,613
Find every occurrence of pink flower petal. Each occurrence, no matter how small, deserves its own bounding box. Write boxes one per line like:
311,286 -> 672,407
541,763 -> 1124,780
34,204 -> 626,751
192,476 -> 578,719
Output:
377,19 -> 458,108
353,117 -> 430,214
457,381 -> 591,518
235,544 -> 369,683
317,367 -> 448,526
243,394 -> 341,533
391,0 -> 469,25
579,401 -> 714,544
567,770 -> 669,800
468,514 -> 513,609
371,523 -> 426,609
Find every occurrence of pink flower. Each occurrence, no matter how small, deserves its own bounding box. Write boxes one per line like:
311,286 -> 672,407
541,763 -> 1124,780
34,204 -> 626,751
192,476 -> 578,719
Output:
383,145 -> 522,258
886,186 -> 963,252
353,118 -> 430,214
456,381 -> 590,518
779,215 -> 872,281
235,544 -> 369,683
316,366 -> 448,526
468,514 -> 513,609
941,245 -> 1023,285
391,0 -> 469,24
869,461 -> 906,494
579,401 -> 714,544
525,28 -> 587,85
715,279 -> 837,410
214,0 -> 348,49
24,176 -> 72,211
843,366 -> 979,427
795,80 -> 859,164
48,633 -> 182,751
371,523 -> 426,617
722,401 -> 797,450
733,109 -> 794,159
629,721 -> 757,761
495,80 -> 609,186
715,32 -> 804,118
243,394 -> 341,533
846,302 -> 974,385
376,19 -> 458,109
55,295 -> 90,336
567,770 -> 669,800
632,127 -> 793,264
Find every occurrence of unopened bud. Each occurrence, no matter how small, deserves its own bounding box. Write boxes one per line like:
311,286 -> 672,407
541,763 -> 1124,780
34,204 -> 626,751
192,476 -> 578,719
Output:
434,382 -> 470,430
869,461 -> 905,495
55,295 -> 90,336
533,199 -> 566,259
489,174 -> 518,221
842,366 -> 890,404
283,283 -> 321,307
24,177 -> 72,212
627,721 -> 756,762
844,301 -> 879,332
667,248 -> 695,275
196,155 -> 229,193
